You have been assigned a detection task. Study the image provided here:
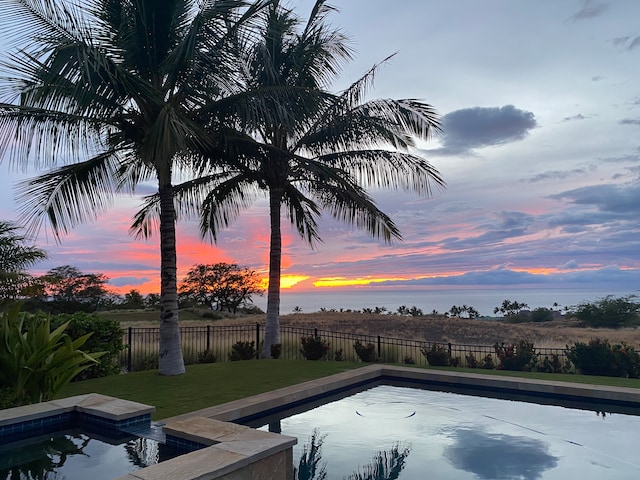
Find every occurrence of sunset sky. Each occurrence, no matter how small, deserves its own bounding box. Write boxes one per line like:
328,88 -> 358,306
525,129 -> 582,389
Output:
1,0 -> 639,297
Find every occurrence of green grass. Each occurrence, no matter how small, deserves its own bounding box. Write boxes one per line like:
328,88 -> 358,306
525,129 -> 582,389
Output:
410,365 -> 640,389
57,361 -> 640,421
58,360 -> 361,420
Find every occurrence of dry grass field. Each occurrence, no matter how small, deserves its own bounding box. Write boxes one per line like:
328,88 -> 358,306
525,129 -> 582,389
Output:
112,310 -> 640,349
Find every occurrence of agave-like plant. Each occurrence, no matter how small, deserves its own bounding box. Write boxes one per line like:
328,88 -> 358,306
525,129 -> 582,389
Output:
0,306 -> 104,405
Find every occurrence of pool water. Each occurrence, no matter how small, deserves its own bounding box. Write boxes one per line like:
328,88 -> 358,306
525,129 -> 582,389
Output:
260,385 -> 640,479
0,428 -> 178,480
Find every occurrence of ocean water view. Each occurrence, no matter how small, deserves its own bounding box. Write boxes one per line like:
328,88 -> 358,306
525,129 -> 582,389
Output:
269,287 -> 638,317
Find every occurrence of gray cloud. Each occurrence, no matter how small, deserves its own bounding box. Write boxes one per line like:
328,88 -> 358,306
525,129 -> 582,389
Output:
434,105 -> 537,155
560,260 -> 579,269
108,276 -> 151,287
615,35 -> 640,50
620,118 -> 640,126
562,114 -> 587,122
568,0 -> 609,21
523,168 -> 586,183
374,266 -> 640,287
550,182 -> 640,214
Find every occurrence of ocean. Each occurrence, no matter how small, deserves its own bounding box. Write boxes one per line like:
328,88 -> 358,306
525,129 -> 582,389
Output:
261,287 -> 637,317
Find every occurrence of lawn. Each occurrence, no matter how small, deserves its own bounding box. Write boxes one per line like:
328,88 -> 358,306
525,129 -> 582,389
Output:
58,360 -> 362,419
57,361 -> 640,420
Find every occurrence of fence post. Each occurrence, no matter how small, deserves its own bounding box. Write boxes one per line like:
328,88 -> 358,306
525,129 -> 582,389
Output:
377,336 -> 382,358
127,327 -> 132,372
256,323 -> 260,359
206,325 -> 211,352
448,342 -> 452,358
314,328 -> 318,338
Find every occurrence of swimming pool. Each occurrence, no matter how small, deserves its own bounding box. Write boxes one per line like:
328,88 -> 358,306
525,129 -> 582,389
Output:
259,384 -> 640,479
0,426 -> 181,480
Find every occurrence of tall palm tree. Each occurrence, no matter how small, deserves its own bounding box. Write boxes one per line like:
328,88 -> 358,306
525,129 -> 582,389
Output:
137,0 -> 443,358
0,0 -> 267,374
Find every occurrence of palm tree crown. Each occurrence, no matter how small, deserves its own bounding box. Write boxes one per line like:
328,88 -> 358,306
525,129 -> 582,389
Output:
0,0 -> 267,374
149,0 -> 444,358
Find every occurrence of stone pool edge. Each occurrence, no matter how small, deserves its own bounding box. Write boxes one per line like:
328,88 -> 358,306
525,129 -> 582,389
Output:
162,365 -> 640,425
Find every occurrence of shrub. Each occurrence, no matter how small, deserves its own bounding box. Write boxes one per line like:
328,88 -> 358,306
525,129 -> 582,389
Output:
569,295 -> 640,328
50,312 -> 124,380
132,353 -> 159,371
403,356 -> 416,365
465,353 -> 479,368
566,339 -> 640,378
300,336 -> 329,360
494,340 -> 537,371
270,343 -> 282,359
530,307 -> 554,322
334,349 -> 344,361
0,307 -> 104,406
353,340 -> 377,362
197,349 -> 217,363
229,341 -> 256,361
202,311 -> 223,320
538,353 -> 569,374
421,343 -> 450,366
481,354 -> 495,369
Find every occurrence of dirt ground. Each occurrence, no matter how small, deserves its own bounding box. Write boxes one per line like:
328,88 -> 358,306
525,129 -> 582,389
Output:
177,311 -> 640,348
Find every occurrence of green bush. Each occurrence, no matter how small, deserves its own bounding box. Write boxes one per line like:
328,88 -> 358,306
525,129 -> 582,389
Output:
229,341 -> 256,361
569,295 -> 640,328
50,312 -> 124,380
197,349 -> 217,363
566,339 -> 640,378
0,307 -> 104,406
421,343 -> 450,366
353,340 -> 377,362
530,307 -> 554,322
538,353 -> 569,374
300,336 -> 329,360
494,340 -> 537,371
270,343 -> 282,359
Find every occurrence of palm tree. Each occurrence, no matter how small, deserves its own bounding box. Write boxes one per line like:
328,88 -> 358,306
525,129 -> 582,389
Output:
0,0 -> 267,374
141,0 -> 443,358
0,220 -> 47,305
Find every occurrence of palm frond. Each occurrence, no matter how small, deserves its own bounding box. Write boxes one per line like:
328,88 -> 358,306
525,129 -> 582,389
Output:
314,150 -> 445,196
14,150 -> 124,238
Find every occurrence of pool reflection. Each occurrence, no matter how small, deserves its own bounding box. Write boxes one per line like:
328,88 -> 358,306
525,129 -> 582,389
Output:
444,428 -> 559,480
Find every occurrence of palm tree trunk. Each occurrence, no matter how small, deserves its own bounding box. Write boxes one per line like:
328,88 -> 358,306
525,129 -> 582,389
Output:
158,184 -> 185,375
261,188 -> 282,358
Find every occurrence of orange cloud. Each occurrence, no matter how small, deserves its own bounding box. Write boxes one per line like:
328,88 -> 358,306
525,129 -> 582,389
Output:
313,276 -> 407,288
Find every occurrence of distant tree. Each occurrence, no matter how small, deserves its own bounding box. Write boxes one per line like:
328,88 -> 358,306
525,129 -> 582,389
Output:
493,300 -> 529,317
144,293 -> 161,310
568,295 -> 640,328
396,305 -> 410,316
530,307 -> 554,322
449,304 -> 479,319
38,265 -> 110,311
408,306 -> 424,317
179,263 -> 264,314
122,289 -> 145,310
0,221 -> 47,305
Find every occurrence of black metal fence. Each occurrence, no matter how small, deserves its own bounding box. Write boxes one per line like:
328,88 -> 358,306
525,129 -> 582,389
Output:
121,323 -> 570,372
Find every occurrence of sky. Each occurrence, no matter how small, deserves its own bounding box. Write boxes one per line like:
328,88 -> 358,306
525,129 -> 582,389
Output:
0,0 -> 639,298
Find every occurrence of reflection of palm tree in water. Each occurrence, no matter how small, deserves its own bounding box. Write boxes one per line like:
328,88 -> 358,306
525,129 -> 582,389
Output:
1,433 -> 90,480
295,429 -> 411,480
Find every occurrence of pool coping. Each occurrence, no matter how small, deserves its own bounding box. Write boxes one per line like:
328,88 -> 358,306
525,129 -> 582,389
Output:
0,393 -> 155,440
162,365 -> 640,425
